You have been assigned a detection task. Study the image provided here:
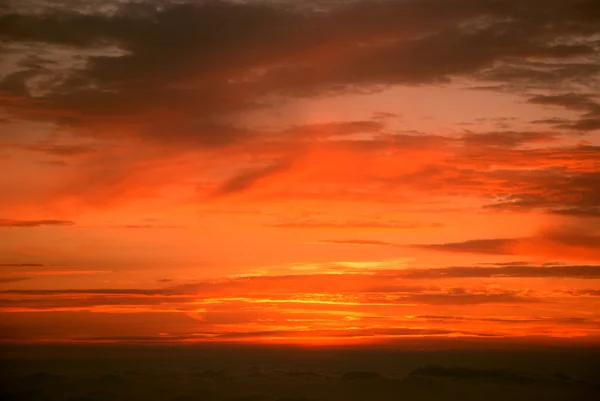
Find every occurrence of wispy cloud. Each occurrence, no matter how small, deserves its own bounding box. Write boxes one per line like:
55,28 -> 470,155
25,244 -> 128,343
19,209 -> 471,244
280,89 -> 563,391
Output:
317,239 -> 398,246
412,225 -> 600,260
268,220 -> 443,229
0,277 -> 31,284
0,219 -> 74,228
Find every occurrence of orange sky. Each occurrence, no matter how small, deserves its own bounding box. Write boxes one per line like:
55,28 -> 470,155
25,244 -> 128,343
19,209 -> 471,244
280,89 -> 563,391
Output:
1,0 -> 600,347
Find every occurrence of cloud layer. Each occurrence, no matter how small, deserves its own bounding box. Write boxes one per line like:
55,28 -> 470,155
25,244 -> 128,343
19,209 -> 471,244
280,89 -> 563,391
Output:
1,0 -> 600,346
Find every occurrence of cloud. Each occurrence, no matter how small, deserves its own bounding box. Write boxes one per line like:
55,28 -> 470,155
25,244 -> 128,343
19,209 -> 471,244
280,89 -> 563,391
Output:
403,293 -> 537,305
221,263 -> 600,280
0,219 -> 74,227
527,94 -> 600,132
412,315 -> 596,325
109,224 -> 185,229
73,327 -> 487,343
414,238 -> 515,255
213,160 -> 293,197
0,289 -> 173,296
530,117 -> 572,125
1,1 -> 600,350
9,269 -> 110,276
3,72 -> 600,213
2,0 -> 599,136
68,335 -> 199,343
548,208 -> 600,218
22,372 -> 68,387
280,121 -> 384,140
527,94 -> 600,117
0,277 -> 31,284
267,220 -> 443,229
0,275 -> 552,318
23,144 -> 97,156
400,264 -> 600,279
342,371 -> 383,380
460,131 -> 561,147
574,289 -> 600,296
0,289 -> 193,310
0,264 -> 44,267
558,118 -> 600,131
484,170 -> 600,213
412,225 -> 600,260
409,365 -> 537,384
317,239 -> 398,246
179,139 -> 600,214
0,295 -> 193,310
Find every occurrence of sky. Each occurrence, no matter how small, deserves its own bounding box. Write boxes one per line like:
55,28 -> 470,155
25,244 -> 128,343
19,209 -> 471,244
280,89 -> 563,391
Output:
1,0 -> 600,346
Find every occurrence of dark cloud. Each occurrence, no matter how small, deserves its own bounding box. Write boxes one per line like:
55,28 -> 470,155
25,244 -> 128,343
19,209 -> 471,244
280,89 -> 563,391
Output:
459,131 -> 560,147
0,289 -> 192,309
196,120 -> 386,198
213,160 -> 292,197
1,0 -> 599,142
0,276 -> 31,284
281,371 -> 326,380
72,335 -> 199,342
558,118 -> 600,131
400,264 -> 600,279
476,59 -> 600,91
485,170 -> 600,213
575,289 -> 600,296
548,207 -> 600,218
0,289 -> 173,295
0,219 -> 75,227
413,224 -> 600,259
0,296 -> 193,309
527,94 -> 600,131
0,263 -> 44,267
1,0 -> 599,217
22,144 -> 97,156
404,293 -> 537,305
342,371 -> 383,380
540,225 -> 600,248
413,315 -> 595,325
409,365 -> 538,384
414,238 -> 515,255
530,117 -> 572,125
527,94 -> 600,117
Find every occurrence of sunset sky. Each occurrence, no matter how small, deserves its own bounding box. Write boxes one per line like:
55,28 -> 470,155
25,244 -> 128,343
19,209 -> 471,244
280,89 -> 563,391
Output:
1,0 -> 600,346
